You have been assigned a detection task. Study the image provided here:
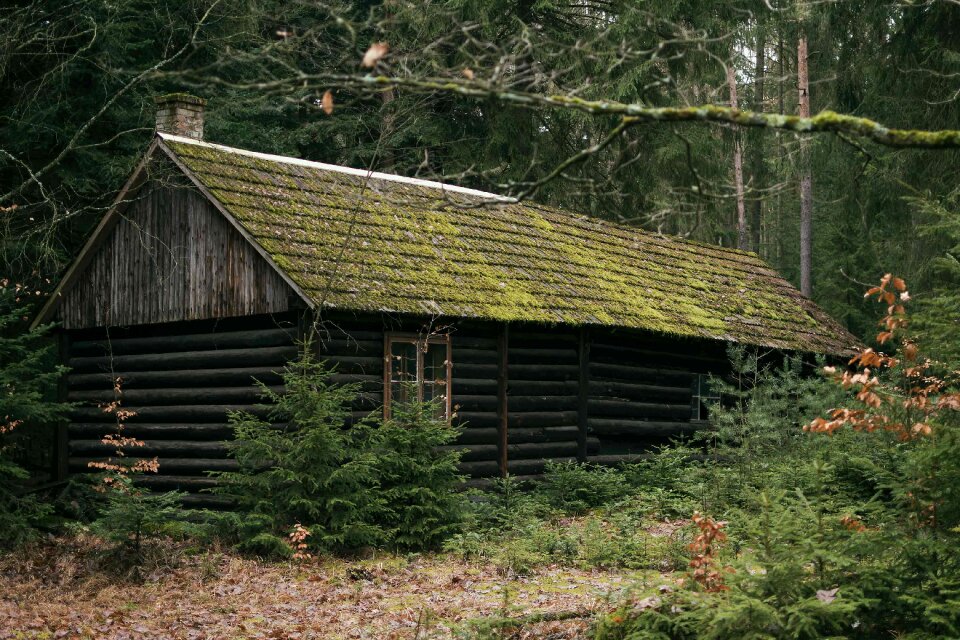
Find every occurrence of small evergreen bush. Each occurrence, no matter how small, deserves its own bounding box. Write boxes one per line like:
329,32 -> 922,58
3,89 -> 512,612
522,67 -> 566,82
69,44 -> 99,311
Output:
215,348 -> 465,556
0,283 -> 69,548
215,352 -> 384,554
91,476 -> 187,557
537,461 -> 627,515
375,395 -> 465,550
621,445 -> 701,518
464,475 -> 546,531
0,454 -> 54,547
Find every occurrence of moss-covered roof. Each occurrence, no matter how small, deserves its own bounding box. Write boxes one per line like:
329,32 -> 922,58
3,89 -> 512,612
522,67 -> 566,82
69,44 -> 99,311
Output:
160,134 -> 858,355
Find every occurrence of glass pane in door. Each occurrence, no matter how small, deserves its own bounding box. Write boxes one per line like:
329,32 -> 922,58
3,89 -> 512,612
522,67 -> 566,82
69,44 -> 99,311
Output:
421,341 -> 449,417
389,340 -> 418,407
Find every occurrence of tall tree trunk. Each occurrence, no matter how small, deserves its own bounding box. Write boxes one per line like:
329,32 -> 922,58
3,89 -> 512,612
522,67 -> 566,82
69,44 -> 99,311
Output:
727,56 -> 748,251
776,31 -> 785,266
751,30 -> 766,255
798,32 -> 813,297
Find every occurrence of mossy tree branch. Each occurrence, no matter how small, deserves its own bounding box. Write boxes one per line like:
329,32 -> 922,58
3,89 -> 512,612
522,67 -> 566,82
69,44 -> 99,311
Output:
193,72 -> 960,149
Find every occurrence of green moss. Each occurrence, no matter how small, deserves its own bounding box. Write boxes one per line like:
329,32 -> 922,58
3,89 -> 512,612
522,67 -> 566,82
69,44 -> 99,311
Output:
154,92 -> 206,106
162,139 -> 858,354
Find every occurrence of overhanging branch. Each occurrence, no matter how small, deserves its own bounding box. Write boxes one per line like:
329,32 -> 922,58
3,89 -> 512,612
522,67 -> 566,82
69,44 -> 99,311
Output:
196,72 -> 960,149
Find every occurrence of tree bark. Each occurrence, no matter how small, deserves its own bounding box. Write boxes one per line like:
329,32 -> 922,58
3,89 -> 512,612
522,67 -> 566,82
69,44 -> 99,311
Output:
751,30 -> 766,254
727,56 -> 748,251
776,31 -> 785,265
798,32 -> 813,297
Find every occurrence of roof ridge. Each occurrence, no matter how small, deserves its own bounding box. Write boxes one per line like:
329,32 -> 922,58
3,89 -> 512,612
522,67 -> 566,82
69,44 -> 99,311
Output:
157,133 -> 512,202
164,133 -> 768,266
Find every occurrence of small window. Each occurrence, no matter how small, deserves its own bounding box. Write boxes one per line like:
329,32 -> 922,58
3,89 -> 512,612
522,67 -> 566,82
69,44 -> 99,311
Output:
384,333 -> 452,420
691,373 -> 720,421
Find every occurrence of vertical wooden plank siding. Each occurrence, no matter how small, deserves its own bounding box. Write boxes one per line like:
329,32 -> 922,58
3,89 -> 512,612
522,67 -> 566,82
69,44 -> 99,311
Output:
57,184 -> 293,329
577,327 -> 590,463
496,324 -> 509,477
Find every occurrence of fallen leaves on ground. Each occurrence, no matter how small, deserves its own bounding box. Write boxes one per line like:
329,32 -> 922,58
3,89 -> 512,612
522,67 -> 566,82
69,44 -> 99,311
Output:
0,536 -> 665,639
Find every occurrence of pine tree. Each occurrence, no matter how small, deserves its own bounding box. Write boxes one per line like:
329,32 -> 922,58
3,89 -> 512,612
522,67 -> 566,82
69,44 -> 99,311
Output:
216,350 -> 385,553
797,11 -> 814,297
0,282 -> 68,547
375,395 -> 464,550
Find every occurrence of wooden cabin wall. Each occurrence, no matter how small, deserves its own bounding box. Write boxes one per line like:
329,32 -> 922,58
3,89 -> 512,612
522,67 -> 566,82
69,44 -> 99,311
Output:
587,328 -> 730,462
431,322 -> 599,479
311,314 -> 386,418
312,315 -> 507,479
57,183 -> 293,329
326,317 -> 729,478
64,313 -> 298,508
501,327 -> 594,478
445,322 -> 502,478
63,310 -> 735,502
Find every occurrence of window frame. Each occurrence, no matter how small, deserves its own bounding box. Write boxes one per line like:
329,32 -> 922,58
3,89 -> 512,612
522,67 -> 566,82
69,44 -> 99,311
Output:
691,372 -> 721,422
383,332 -> 453,421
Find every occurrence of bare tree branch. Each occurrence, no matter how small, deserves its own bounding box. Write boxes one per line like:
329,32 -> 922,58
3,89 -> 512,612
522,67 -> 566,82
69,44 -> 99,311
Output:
0,0 -> 223,206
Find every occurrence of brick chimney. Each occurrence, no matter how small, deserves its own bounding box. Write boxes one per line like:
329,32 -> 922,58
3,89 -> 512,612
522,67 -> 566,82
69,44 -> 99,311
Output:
154,93 -> 206,140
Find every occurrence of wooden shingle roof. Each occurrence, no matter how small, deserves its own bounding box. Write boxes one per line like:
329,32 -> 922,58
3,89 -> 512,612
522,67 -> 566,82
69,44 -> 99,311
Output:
153,134 -> 857,354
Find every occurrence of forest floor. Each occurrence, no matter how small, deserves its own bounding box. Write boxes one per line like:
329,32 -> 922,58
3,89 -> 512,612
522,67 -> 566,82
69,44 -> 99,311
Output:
0,535 -> 673,639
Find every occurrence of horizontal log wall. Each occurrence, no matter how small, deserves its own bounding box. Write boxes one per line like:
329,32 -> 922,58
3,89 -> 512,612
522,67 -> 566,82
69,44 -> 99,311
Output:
449,322 -> 502,477
504,327 -> 594,477
64,311 -> 734,498
586,328 -> 729,461
66,313 -> 298,507
312,314 -> 387,417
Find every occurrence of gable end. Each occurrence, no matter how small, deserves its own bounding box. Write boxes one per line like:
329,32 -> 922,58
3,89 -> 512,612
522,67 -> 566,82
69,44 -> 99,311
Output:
56,179 -> 295,329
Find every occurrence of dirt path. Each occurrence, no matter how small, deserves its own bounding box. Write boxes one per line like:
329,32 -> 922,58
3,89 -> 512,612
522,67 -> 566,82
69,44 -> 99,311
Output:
1,539 -> 667,639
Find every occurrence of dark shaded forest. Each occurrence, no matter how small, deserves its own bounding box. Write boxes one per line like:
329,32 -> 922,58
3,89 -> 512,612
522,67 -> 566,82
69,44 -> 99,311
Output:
1,0 -> 958,352
2,2 -> 960,638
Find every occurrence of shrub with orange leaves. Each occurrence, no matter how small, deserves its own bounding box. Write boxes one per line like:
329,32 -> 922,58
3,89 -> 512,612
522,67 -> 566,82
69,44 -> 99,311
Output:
802,275 -> 960,535
289,523 -> 312,560
596,275 -> 960,639
687,512 -> 734,592
839,514 -> 868,533
86,377 -> 159,482
85,379 -> 189,565
806,274 -> 960,442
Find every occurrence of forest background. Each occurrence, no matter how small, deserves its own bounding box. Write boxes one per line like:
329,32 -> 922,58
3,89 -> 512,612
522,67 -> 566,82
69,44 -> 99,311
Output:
3,3 -> 960,637
1,0 -> 958,361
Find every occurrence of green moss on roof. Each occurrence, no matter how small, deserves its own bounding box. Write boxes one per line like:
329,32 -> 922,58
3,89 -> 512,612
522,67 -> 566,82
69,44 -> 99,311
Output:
162,137 -> 859,355
154,93 -> 207,106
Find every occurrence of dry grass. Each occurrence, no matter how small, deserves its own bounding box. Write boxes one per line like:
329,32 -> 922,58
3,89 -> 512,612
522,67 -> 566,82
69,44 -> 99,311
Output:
0,535 -> 669,639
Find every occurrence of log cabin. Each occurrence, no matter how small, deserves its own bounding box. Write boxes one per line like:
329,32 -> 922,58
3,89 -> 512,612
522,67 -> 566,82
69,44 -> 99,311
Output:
34,95 -> 858,503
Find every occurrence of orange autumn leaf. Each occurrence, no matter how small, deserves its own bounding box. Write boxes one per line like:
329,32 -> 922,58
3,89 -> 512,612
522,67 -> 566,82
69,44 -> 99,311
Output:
806,275 -> 959,444
362,42 -> 389,68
